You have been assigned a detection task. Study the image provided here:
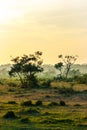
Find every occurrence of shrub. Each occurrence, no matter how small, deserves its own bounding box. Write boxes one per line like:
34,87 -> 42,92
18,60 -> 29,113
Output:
49,102 -> 59,106
8,101 -> 17,104
41,118 -> 58,124
3,111 -> 17,119
7,82 -> 17,87
20,117 -> 30,123
41,118 -> 73,124
27,108 -> 40,115
74,104 -> 81,107
42,112 -> 50,116
45,95 -> 51,98
59,100 -> 66,106
41,80 -> 51,88
21,100 -> 33,106
35,100 -> 43,106
58,87 -> 75,95
8,89 -> 15,92
76,74 -> 87,84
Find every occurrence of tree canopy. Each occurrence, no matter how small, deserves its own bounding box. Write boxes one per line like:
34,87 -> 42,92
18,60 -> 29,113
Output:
9,51 -> 43,88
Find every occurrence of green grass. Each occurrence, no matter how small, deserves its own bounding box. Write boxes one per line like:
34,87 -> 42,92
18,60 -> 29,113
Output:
0,80 -> 87,129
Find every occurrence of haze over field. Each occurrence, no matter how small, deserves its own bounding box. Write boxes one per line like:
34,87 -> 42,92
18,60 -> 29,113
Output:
0,0 -> 87,64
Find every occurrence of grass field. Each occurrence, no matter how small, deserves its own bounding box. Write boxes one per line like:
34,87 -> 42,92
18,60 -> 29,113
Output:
0,81 -> 87,130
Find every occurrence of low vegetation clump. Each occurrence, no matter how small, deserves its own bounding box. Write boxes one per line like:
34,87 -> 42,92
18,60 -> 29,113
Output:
75,74 -> 87,84
8,88 -> 16,92
45,95 -> 51,98
42,112 -> 51,116
21,100 -> 33,106
49,101 -> 59,106
20,117 -> 30,123
35,100 -> 43,106
7,101 -> 17,104
59,100 -> 66,106
3,111 -> 17,119
41,80 -> 51,88
27,108 -> 40,115
58,87 -> 75,95
41,117 -> 74,125
74,104 -> 81,107
7,82 -> 17,87
41,117 -> 59,124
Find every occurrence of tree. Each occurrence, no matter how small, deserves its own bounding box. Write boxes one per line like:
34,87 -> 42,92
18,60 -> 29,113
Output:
55,62 -> 63,79
9,51 -> 43,88
58,55 -> 78,78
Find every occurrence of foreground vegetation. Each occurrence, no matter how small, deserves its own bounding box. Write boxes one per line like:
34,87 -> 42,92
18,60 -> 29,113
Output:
0,79 -> 87,130
0,52 -> 87,129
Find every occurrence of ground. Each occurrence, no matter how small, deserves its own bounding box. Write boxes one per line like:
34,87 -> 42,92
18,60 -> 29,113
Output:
0,81 -> 87,130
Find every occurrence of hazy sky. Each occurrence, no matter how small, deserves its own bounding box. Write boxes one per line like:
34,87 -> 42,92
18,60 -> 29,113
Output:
0,0 -> 87,64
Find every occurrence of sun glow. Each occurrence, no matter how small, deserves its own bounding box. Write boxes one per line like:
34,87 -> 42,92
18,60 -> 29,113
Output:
0,0 -> 87,64
0,0 -> 25,24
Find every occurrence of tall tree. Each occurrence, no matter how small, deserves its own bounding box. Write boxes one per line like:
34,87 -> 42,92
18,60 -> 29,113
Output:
9,51 -> 43,88
58,55 -> 78,78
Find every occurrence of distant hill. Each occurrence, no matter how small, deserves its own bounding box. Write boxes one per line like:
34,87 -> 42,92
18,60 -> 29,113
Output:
0,64 -> 87,79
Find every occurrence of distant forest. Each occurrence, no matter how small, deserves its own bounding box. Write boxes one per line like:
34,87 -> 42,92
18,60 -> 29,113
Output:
0,63 -> 87,79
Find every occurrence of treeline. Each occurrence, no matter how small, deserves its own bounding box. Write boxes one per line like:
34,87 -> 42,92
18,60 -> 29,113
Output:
8,51 -> 87,88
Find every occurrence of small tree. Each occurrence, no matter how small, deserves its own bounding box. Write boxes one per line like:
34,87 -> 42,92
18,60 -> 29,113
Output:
9,51 -> 43,88
58,55 -> 78,78
55,62 -> 63,80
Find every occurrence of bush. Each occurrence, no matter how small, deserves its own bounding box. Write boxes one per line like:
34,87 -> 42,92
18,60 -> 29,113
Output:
42,112 -> 50,116
3,111 -> 17,119
41,118 -> 73,124
8,89 -> 15,92
45,95 -> 51,98
27,108 -> 40,115
75,74 -> 87,84
74,104 -> 81,107
21,100 -> 33,106
59,100 -> 66,106
49,102 -> 59,106
8,101 -> 17,104
41,80 -> 51,88
7,82 -> 17,87
20,117 -> 30,123
58,87 -> 75,95
41,118 -> 58,124
35,100 -> 43,106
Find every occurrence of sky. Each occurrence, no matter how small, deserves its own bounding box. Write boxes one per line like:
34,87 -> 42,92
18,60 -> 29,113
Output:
0,0 -> 87,64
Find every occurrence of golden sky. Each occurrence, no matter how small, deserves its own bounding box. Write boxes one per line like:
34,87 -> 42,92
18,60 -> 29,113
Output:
0,0 -> 87,64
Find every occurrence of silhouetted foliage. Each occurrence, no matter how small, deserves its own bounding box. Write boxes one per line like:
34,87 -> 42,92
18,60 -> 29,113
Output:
21,100 -> 33,106
35,100 -> 43,106
55,54 -> 78,79
75,74 -> 87,84
27,108 -> 40,115
49,102 -> 59,106
59,55 -> 78,78
55,62 -> 63,80
59,100 -> 66,106
9,51 -> 43,88
20,117 -> 30,123
3,111 -> 17,119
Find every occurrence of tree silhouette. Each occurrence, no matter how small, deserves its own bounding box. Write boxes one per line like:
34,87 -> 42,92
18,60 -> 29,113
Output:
58,55 -> 78,78
9,51 -> 43,88
55,62 -> 63,79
